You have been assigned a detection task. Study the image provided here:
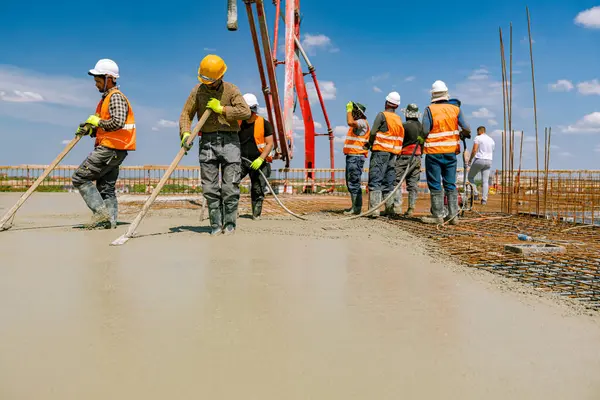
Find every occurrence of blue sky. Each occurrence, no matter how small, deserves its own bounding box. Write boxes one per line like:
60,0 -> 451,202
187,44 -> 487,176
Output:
1,0 -> 599,170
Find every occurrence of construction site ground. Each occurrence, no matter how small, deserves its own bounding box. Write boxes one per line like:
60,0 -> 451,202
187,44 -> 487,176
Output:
1,192 -> 600,399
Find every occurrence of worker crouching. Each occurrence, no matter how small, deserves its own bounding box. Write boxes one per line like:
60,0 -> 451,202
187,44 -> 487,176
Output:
179,55 -> 251,235
72,59 -> 135,229
366,92 -> 404,217
239,93 -> 275,220
343,101 -> 370,215
420,81 -> 471,225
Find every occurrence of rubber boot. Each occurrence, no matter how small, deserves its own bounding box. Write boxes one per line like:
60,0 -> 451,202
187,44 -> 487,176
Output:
353,192 -> 363,215
368,190 -> 382,218
404,191 -> 417,217
77,182 -> 111,229
252,199 -> 263,220
393,189 -> 403,214
343,194 -> 356,215
384,192 -> 396,217
445,190 -> 460,225
208,205 -> 223,236
104,197 -> 118,229
421,190 -> 444,224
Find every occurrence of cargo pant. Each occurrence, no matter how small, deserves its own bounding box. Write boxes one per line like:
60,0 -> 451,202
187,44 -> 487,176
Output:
368,151 -> 396,195
72,145 -> 128,199
393,155 -> 422,207
199,132 -> 242,229
345,155 -> 365,197
240,158 -> 271,203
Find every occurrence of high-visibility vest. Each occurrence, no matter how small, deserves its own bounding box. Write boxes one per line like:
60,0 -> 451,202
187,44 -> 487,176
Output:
424,103 -> 460,155
372,112 -> 404,155
343,120 -> 370,156
238,116 -> 273,162
94,89 -> 136,151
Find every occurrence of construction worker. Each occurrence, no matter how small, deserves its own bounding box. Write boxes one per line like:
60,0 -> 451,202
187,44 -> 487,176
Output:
365,91 -> 404,217
343,101 -> 369,215
393,103 -> 425,217
179,54 -> 251,235
239,93 -> 274,220
420,80 -> 471,225
71,59 -> 135,229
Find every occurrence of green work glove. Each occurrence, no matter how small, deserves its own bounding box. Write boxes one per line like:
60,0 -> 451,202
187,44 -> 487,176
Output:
416,136 -> 425,145
180,131 -> 193,151
76,123 -> 91,136
207,98 -> 224,114
346,101 -> 354,113
250,157 -> 264,170
85,114 -> 101,127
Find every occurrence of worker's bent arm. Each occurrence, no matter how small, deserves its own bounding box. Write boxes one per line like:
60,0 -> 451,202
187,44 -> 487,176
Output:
179,85 -> 199,134
98,93 -> 128,132
347,111 -> 359,128
368,112 -> 385,147
223,90 -> 252,121
469,142 -> 479,165
421,107 -> 433,136
261,135 -> 274,160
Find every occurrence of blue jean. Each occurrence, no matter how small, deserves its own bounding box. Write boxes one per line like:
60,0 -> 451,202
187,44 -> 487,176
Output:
425,153 -> 457,192
345,155 -> 365,196
368,151 -> 396,194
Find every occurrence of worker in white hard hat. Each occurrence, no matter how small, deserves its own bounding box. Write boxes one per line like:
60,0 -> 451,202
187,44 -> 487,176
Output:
238,93 -> 275,220
179,54 -> 251,235
364,91 -> 405,218
71,59 -> 136,229
420,80 -> 471,225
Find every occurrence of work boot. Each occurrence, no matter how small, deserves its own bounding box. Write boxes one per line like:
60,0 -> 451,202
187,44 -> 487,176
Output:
421,190 -> 444,224
252,199 -> 263,220
104,197 -> 119,229
353,192 -> 363,214
223,224 -> 235,235
209,206 -> 223,236
77,182 -> 111,229
368,190 -> 382,218
383,192 -> 396,217
393,189 -> 403,214
404,191 -> 417,217
343,194 -> 356,215
445,190 -> 460,225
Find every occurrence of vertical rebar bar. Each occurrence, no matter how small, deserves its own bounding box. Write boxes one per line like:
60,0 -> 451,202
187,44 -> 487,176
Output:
527,6 -> 540,216
499,27 -> 508,213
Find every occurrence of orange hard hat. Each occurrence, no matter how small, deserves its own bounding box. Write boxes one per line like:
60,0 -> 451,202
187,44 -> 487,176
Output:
198,54 -> 227,84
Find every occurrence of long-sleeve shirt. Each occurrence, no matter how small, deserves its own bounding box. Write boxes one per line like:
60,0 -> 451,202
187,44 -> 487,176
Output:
401,119 -> 425,156
421,100 -> 471,136
179,81 -> 251,134
368,108 -> 399,147
98,88 -> 128,132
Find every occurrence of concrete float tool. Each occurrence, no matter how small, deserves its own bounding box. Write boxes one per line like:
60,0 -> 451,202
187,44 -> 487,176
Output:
0,125 -> 91,231
110,110 -> 212,246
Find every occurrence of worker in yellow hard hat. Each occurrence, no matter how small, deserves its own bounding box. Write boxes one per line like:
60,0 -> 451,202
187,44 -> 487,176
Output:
179,54 -> 251,236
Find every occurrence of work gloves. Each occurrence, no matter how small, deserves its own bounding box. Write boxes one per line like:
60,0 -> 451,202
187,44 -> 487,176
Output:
207,98 -> 224,114
180,131 -> 193,153
346,101 -> 354,113
459,130 -> 471,140
250,157 -> 264,170
416,136 -> 425,145
85,114 -> 101,127
76,123 -> 95,137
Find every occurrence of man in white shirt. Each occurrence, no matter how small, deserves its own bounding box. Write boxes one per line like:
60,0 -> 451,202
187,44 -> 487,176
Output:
467,126 -> 495,205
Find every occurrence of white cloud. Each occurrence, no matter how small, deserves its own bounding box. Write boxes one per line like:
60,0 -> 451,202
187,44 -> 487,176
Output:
333,125 -> 348,143
577,79 -> 600,95
300,34 -> 338,55
61,139 -> 71,145
488,119 -> 498,126
0,90 -> 44,102
489,129 -> 504,138
306,80 -> 336,103
370,73 -> 389,82
292,114 -> 322,132
471,107 -> 495,118
151,119 -> 178,131
373,86 -> 382,93
562,112 -> 600,133
453,68 -> 505,107
575,6 -> 600,29
549,79 -> 574,92
405,76 -> 416,82
558,151 -> 573,157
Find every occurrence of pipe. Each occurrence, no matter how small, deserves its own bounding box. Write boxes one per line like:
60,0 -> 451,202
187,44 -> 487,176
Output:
272,0 -> 281,61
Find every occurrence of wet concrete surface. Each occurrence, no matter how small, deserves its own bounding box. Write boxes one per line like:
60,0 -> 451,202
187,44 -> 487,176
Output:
1,193 -> 600,399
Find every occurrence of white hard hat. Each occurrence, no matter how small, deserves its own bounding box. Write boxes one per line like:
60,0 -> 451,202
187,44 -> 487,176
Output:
385,91 -> 401,106
88,59 -> 120,78
243,93 -> 259,108
431,80 -> 448,93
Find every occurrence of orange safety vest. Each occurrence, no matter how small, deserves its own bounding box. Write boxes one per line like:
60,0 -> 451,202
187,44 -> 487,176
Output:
424,103 -> 460,155
238,116 -> 273,162
94,89 -> 136,151
343,120 -> 370,156
372,112 -> 404,155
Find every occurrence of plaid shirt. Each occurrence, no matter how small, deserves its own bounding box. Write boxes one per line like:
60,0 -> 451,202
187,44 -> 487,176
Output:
98,87 -> 128,132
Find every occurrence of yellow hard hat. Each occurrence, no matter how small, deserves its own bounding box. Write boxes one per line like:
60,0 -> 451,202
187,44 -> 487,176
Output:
198,55 -> 227,84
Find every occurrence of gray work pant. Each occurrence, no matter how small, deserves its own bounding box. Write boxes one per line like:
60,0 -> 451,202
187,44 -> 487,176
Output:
393,154 -> 422,206
199,132 -> 242,228
468,158 -> 492,201
368,151 -> 397,195
72,145 -> 128,199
